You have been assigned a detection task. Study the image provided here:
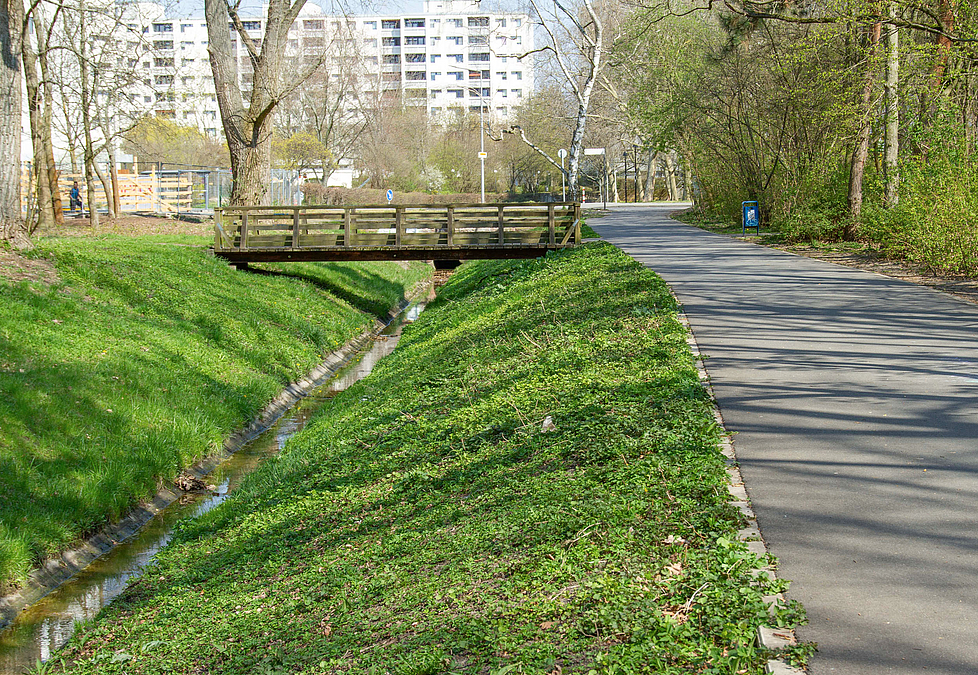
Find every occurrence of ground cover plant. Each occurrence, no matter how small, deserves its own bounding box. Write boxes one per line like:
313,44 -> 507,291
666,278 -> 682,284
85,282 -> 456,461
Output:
0,235 -> 430,590
51,243 -> 808,674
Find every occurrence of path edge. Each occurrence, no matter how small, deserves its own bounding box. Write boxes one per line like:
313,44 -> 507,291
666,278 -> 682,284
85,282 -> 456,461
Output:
676,302 -> 807,675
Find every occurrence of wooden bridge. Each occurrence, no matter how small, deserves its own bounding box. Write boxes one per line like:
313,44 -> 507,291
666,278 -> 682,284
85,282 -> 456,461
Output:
212,202 -> 582,263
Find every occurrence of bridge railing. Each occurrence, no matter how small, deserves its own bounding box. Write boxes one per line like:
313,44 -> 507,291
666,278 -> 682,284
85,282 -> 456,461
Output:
214,202 -> 581,252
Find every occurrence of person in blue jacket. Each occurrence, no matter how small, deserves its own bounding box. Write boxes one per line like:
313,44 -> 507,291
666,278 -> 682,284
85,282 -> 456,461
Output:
69,181 -> 82,212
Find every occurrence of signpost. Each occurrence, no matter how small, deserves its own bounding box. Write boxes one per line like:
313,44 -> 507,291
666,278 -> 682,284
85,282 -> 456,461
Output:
742,201 -> 759,235
557,149 -> 567,201
386,189 -> 394,204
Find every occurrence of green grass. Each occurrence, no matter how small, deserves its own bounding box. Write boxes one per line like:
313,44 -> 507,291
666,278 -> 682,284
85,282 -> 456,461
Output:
0,235 -> 430,590
50,243 -> 808,674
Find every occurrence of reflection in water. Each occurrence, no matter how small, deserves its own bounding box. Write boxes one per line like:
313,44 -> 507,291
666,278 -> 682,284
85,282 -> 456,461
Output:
0,302 -> 423,674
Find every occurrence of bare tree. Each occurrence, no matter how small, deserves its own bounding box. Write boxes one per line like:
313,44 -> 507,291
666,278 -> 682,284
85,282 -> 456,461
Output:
506,0 -> 604,199
206,0 -> 310,205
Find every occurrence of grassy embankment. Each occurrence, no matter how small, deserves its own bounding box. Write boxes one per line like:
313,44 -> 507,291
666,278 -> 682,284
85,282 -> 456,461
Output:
0,234 -> 431,591
51,243 -> 809,674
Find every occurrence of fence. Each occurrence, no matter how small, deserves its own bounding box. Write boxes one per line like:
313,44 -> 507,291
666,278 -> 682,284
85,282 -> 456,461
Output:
20,165 -> 305,215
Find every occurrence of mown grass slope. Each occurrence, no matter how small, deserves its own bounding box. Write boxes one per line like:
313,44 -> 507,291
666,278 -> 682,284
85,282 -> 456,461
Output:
0,235 -> 430,590
52,243 -> 806,674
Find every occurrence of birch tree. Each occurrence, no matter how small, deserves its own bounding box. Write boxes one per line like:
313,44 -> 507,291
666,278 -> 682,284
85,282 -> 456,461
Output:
507,0 -> 604,200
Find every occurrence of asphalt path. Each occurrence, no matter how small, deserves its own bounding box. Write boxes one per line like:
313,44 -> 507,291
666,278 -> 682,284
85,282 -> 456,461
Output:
591,205 -> 978,675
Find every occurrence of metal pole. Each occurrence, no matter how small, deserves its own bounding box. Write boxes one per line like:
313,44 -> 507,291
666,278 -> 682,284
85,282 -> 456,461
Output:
561,154 -> 565,201
633,145 -> 639,203
480,101 -> 485,204
623,152 -> 629,203
603,153 -> 607,210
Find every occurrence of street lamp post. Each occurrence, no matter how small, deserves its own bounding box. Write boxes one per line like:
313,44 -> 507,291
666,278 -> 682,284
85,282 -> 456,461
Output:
632,145 -> 640,203
622,151 -> 629,203
480,102 -> 485,204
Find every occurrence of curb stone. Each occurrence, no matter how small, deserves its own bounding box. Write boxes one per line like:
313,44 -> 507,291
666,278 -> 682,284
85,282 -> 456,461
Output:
676,308 -> 807,675
0,284 -> 429,631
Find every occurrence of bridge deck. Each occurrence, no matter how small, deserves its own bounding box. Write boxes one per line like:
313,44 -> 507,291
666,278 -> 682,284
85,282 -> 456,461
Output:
212,202 -> 581,263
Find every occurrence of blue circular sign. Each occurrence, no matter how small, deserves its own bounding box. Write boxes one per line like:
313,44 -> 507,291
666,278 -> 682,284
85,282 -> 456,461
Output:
386,189 -> 394,202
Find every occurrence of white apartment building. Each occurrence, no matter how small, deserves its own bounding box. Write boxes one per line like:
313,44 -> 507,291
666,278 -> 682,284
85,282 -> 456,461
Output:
137,0 -> 533,136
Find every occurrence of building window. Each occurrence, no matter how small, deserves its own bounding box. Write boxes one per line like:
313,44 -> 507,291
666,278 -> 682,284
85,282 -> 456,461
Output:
381,19 -> 400,29
497,89 -> 506,97
180,23 -> 193,32
241,21 -> 261,31
382,36 -> 400,46
143,95 -> 152,102
155,74 -> 173,85
406,71 -> 426,80
452,54 -> 463,63
153,40 -> 173,50
363,20 -> 377,29
469,52 -> 489,62
496,18 -> 507,26
430,53 -> 440,62
512,71 -> 522,80
449,36 -> 463,45
452,71 -> 463,80
303,19 -> 324,30
364,38 -> 377,47
468,35 -> 487,45
430,72 -> 440,80
468,16 -> 489,27
450,89 -> 464,98
450,18 -> 462,27
152,23 -> 173,32
407,53 -> 426,62
514,18 -> 522,26
154,57 -> 174,67
405,18 -> 425,28
512,88 -> 523,98
383,54 -> 400,64
497,71 -> 506,80
405,36 -> 425,45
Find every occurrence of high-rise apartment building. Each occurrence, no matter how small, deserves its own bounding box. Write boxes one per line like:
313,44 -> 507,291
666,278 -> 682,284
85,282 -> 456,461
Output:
134,0 -> 533,136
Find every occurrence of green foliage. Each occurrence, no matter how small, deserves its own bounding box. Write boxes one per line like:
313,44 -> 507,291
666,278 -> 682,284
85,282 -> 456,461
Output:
0,236 -> 430,588
52,244 -> 808,674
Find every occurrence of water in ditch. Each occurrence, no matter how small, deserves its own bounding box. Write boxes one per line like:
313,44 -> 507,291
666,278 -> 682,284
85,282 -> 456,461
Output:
0,302 -> 425,674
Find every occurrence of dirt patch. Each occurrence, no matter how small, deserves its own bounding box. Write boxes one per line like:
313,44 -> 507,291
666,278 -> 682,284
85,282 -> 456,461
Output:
774,244 -> 978,306
0,250 -> 60,286
36,214 -> 212,239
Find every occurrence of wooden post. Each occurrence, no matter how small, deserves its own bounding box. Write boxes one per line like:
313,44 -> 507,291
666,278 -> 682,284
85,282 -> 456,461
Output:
447,205 -> 454,246
214,208 -> 223,249
395,206 -> 403,246
497,205 -> 505,244
240,210 -> 250,249
292,207 -> 300,248
344,208 -> 352,247
574,202 -> 581,242
548,204 -> 556,245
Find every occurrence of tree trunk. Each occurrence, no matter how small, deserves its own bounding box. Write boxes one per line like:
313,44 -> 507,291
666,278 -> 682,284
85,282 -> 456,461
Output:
664,153 -> 679,200
22,8 -> 55,230
108,144 -> 120,216
884,5 -> 899,207
93,161 -> 113,218
35,2 -> 63,226
78,0 -> 98,229
0,0 -> 26,245
207,0 -> 306,206
643,150 -> 656,201
847,22 -> 882,231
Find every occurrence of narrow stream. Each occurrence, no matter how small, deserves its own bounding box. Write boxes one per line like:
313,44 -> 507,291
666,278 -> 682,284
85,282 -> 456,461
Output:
0,302 -> 424,674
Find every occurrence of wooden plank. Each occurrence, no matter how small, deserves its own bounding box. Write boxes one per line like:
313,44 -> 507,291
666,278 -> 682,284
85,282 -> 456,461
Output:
240,211 -> 250,249
395,206 -> 403,246
548,204 -> 556,246
497,205 -> 505,245
447,205 -> 454,246
344,209 -> 352,247
292,209 -> 300,248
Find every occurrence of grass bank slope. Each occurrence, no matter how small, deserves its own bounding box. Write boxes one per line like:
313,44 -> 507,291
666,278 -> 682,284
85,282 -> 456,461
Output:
53,243 -> 806,674
0,235 -> 430,590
